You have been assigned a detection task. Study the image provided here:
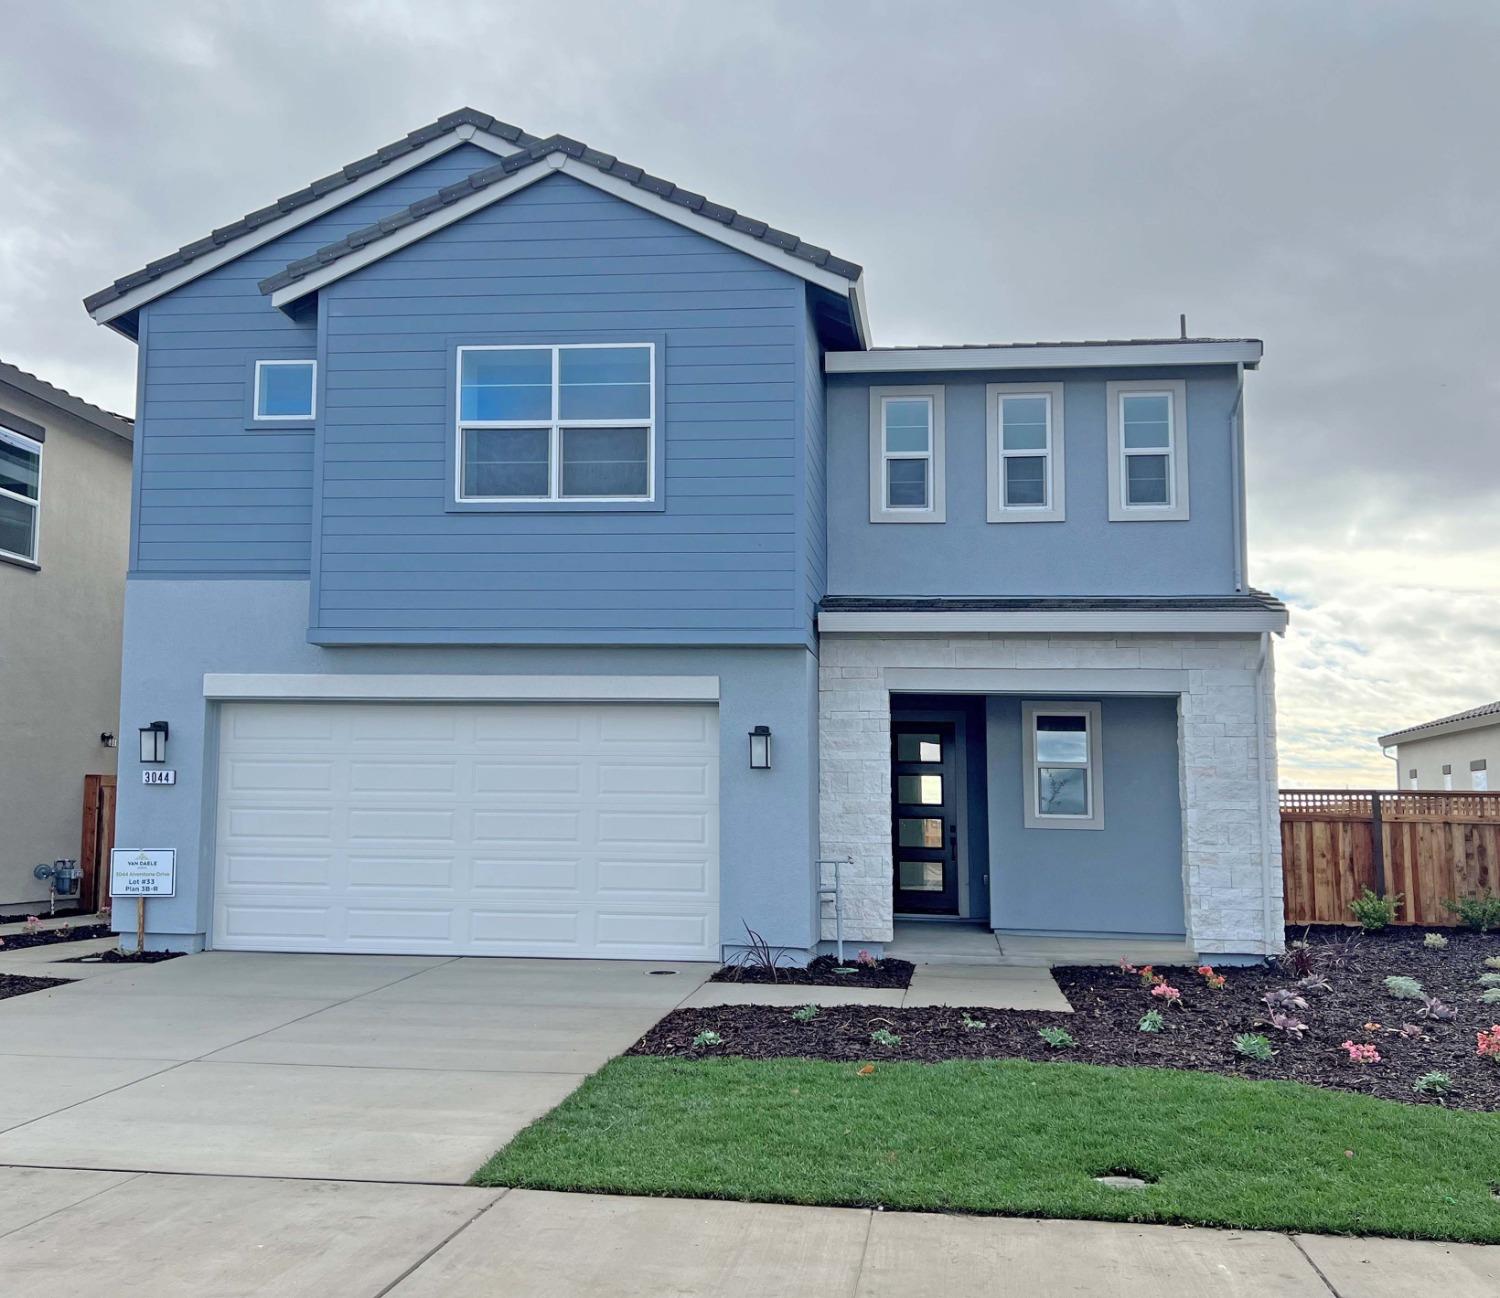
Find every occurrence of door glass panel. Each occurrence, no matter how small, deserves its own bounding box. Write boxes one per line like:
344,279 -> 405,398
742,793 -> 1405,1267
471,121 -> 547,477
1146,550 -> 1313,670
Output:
896,733 -> 942,762
1035,715 -> 1087,764
898,860 -> 944,891
898,817 -> 944,848
1038,766 -> 1088,816
897,774 -> 943,805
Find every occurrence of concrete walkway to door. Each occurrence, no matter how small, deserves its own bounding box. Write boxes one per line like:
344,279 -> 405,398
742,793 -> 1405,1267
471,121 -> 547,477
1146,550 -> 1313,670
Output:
0,948 -> 714,1182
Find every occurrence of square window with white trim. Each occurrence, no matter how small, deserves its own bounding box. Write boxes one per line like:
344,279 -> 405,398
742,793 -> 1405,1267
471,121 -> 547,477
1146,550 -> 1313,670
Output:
253,360 -> 316,421
457,344 -> 655,502
0,423 -> 42,565
869,386 -> 945,522
1022,701 -> 1104,830
987,383 -> 1065,522
1106,379 -> 1189,520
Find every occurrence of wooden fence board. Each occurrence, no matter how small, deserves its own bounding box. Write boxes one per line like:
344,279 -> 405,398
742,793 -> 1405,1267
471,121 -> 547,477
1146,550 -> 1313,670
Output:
1281,790 -> 1500,926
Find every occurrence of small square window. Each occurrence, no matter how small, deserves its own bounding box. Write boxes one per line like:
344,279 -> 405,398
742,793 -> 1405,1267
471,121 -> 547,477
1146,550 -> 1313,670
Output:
254,360 -> 316,420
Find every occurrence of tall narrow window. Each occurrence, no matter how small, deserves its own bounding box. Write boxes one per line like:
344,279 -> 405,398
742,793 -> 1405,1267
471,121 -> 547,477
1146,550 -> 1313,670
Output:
1407,768 -> 1418,790
1443,764 -> 1454,791
869,386 -> 945,522
457,344 -> 654,502
253,360 -> 316,421
0,423 -> 42,564
1472,761 -> 1489,792
1106,379 -> 1188,520
987,383 -> 1064,521
1023,702 -> 1104,831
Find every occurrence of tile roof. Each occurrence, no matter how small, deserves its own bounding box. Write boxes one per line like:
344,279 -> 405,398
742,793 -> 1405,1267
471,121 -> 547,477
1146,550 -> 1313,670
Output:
1379,701 -> 1500,747
257,132 -> 862,297
0,358 -> 133,440
83,108 -> 538,314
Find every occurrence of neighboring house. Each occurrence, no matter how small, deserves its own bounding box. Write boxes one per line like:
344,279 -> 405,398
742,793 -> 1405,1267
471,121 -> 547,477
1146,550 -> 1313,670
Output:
1380,702 -> 1500,792
86,107 -> 1287,962
0,359 -> 133,907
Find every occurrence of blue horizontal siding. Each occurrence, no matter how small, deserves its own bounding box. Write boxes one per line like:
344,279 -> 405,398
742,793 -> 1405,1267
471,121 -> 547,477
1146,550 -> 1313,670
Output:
311,172 -> 811,645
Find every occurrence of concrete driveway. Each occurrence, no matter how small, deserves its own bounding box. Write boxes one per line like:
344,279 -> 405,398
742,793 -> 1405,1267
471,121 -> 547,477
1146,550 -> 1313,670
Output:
0,948 -> 712,1182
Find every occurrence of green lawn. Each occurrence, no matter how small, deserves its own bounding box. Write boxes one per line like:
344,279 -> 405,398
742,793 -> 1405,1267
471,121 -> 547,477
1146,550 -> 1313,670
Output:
475,1056 -> 1500,1243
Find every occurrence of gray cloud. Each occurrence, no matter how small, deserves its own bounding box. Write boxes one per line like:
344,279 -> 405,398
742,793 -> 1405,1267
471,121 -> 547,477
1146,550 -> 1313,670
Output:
2,0 -> 1495,784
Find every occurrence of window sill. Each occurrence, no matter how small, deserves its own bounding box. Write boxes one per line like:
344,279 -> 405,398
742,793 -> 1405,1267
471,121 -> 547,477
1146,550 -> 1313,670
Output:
446,497 -> 666,514
988,509 -> 1066,525
0,551 -> 40,572
870,509 -> 946,525
1107,506 -> 1190,523
245,419 -> 316,432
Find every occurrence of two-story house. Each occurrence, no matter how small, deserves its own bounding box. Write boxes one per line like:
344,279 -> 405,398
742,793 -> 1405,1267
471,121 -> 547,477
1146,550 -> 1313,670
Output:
86,109 -> 1286,963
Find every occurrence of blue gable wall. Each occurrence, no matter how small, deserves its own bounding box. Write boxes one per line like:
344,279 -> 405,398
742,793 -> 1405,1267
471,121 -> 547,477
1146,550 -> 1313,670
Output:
134,143 -> 511,577
310,172 -> 813,645
825,367 -> 1242,597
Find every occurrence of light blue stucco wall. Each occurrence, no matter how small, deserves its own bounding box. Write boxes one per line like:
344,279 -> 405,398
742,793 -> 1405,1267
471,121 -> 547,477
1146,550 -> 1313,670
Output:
311,172 -> 817,646
113,578 -> 820,955
986,694 -> 1186,938
825,367 -> 1242,597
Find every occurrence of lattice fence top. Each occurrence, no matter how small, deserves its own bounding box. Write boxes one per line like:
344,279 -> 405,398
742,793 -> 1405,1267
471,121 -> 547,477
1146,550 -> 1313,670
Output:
1279,789 -> 1500,821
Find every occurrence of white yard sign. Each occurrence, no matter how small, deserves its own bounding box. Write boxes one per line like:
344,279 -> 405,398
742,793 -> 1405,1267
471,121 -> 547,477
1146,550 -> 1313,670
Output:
110,848 -> 176,897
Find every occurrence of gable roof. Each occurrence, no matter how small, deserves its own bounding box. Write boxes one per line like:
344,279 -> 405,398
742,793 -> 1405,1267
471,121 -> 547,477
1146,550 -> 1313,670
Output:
254,132 -> 868,346
83,108 -> 536,333
1379,701 -> 1500,749
0,358 -> 133,442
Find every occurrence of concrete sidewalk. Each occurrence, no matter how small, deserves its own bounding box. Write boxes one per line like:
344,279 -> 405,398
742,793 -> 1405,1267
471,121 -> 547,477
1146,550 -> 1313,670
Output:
1,1176 -> 1495,1297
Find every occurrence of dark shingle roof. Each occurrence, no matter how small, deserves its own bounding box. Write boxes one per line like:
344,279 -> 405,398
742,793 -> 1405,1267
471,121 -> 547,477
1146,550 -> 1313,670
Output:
258,132 -> 862,297
83,108 -> 539,314
0,358 -> 133,441
1379,701 -> 1500,747
820,590 -> 1287,615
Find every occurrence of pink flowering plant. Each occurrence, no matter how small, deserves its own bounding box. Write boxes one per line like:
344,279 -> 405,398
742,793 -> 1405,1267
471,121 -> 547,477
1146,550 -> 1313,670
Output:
1196,964 -> 1227,991
1477,1027 -> 1500,1060
854,949 -> 877,969
1340,1040 -> 1381,1065
1117,957 -> 1137,974
22,916 -> 41,937
1137,965 -> 1166,988
1149,982 -> 1182,1006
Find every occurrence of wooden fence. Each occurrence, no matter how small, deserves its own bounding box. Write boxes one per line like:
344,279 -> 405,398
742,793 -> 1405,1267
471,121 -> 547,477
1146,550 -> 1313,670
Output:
1280,789 -> 1500,925
79,773 -> 117,912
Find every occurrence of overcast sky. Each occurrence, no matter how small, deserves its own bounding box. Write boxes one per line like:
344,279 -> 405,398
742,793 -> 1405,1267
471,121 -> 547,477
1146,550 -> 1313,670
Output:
2,0 -> 1496,785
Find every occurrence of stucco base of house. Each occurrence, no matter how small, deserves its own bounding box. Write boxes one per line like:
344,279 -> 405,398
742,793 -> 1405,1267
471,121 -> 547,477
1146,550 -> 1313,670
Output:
817,631 -> 1283,958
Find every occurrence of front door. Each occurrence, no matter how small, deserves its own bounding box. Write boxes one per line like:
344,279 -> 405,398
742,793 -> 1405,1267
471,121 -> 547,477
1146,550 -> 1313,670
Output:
891,720 -> 959,914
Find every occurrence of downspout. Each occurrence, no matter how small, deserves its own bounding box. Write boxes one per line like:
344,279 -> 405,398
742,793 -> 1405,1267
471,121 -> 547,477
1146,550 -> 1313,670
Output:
1253,631 -> 1276,955
1228,362 -> 1247,593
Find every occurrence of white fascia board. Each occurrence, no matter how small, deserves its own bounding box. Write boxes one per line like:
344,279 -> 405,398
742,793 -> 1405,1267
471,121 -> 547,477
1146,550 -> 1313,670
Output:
202,673 -> 721,703
90,128 -> 523,328
884,667 -> 1190,695
817,609 -> 1289,634
270,153 -> 863,310
824,341 -> 1263,374
1378,713 -> 1500,749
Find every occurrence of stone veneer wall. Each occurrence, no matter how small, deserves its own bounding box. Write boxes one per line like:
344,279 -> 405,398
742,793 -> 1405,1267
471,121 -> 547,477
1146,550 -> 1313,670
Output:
817,633 -> 1282,955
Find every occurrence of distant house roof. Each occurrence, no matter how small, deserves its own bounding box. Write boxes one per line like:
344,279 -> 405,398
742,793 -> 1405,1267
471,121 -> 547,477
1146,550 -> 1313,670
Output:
0,359 -> 133,442
83,108 -> 538,331
1379,701 -> 1500,749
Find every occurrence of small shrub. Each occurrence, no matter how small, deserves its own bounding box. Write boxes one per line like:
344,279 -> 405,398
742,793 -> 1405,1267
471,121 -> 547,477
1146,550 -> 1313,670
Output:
1424,932 -> 1449,950
1137,1009 -> 1165,1033
1476,1027 -> 1500,1060
1149,983 -> 1182,1006
960,1013 -> 988,1030
1137,965 -> 1164,987
1263,1010 -> 1308,1037
22,916 -> 41,937
1349,888 -> 1402,931
1396,1023 -> 1425,1040
723,923 -> 795,982
1413,1070 -> 1452,1096
1417,995 -> 1457,1022
1297,974 -> 1333,994
1444,893 -> 1500,933
1195,964 -> 1226,990
854,948 -> 877,968
1341,1040 -> 1381,1064
1262,988 -> 1308,1013
1478,972 -> 1500,988
1482,987 -> 1500,1005
1037,1026 -> 1076,1049
869,1027 -> 901,1048
1234,1033 -> 1274,1062
1485,956 -> 1500,971
1117,957 -> 1138,974
791,1004 -> 819,1023
692,1030 -> 723,1048
1384,975 -> 1426,1001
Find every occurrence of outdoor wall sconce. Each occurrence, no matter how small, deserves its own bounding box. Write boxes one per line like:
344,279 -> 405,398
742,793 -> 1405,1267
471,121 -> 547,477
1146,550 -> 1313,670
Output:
100,732 -> 117,748
749,725 -> 772,770
139,721 -> 169,764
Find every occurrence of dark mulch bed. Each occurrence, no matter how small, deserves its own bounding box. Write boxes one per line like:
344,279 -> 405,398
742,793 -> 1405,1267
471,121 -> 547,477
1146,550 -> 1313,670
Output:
0,974 -> 69,1001
711,954 -> 914,989
0,905 -> 87,923
0,923 -> 112,951
59,949 -> 184,965
634,925 -> 1500,1111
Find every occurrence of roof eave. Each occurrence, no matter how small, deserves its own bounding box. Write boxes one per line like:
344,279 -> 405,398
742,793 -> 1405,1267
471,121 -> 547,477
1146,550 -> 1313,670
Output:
824,340 -> 1264,373
1378,710 -> 1500,749
818,607 -> 1288,635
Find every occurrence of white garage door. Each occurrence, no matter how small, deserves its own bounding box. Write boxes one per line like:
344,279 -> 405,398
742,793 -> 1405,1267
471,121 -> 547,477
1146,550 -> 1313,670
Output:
212,701 -> 719,959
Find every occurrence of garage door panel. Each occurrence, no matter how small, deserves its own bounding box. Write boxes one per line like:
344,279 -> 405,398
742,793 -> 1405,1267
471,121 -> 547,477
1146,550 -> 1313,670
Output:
214,701 -> 718,959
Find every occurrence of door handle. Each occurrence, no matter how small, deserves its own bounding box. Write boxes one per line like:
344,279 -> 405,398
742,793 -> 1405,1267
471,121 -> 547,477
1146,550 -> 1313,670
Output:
949,824 -> 957,852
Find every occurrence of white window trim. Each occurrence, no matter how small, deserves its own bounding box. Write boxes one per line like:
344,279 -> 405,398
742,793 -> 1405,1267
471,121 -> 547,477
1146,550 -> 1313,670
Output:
1022,701 -> 1104,831
0,423 -> 42,566
986,382 -> 1065,523
253,359 -> 317,421
869,385 -> 945,523
1106,379 -> 1189,521
455,343 -> 656,504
